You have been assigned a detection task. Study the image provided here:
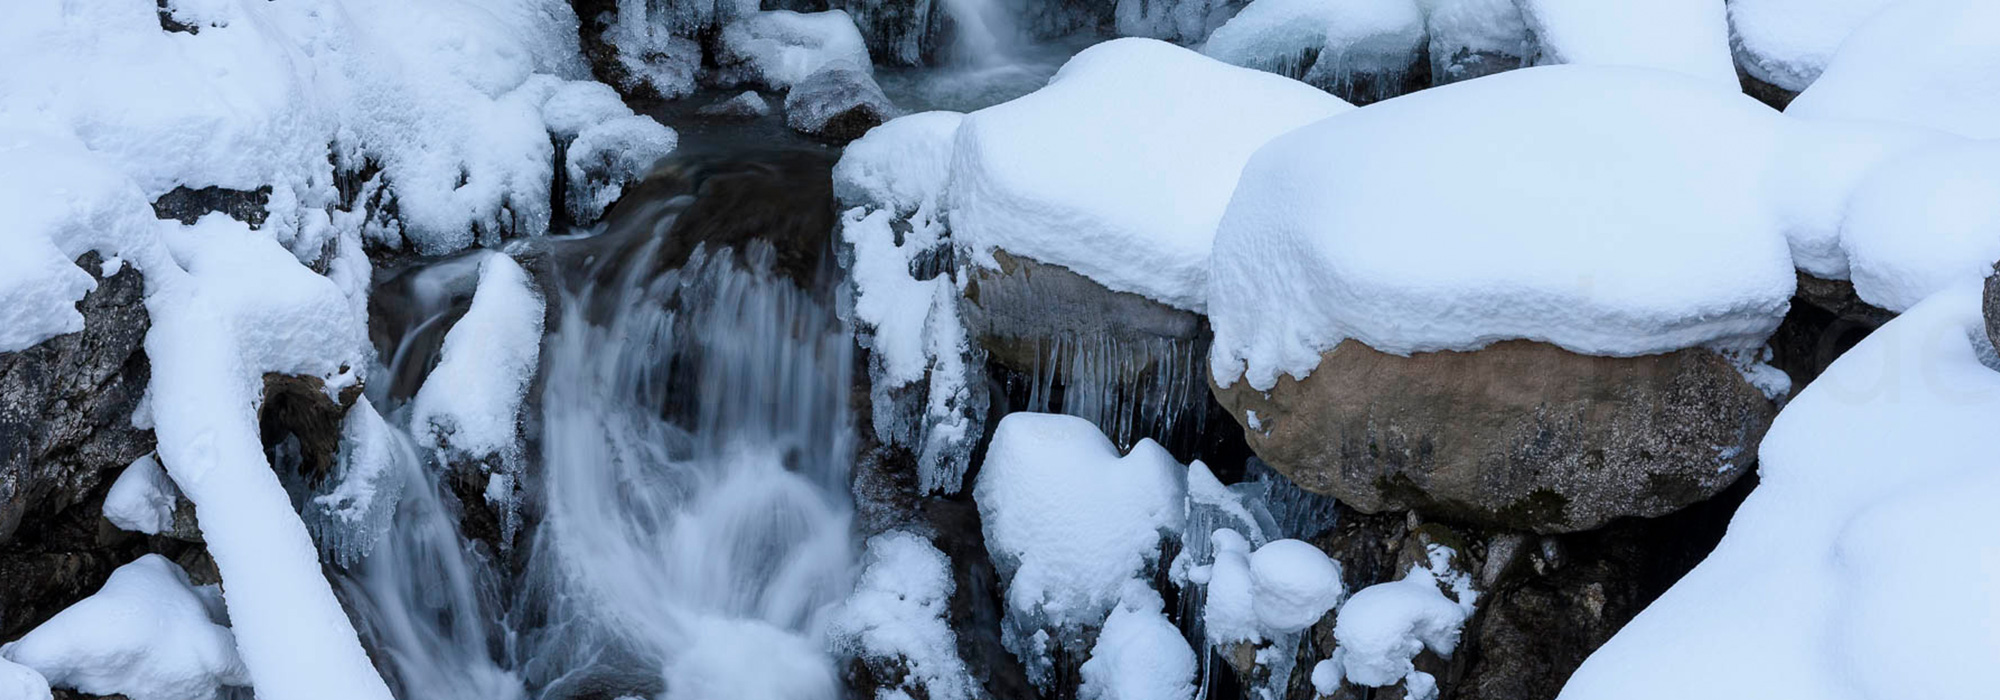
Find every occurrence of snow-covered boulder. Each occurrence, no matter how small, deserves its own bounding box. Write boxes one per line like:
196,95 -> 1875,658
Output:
0,658 -> 49,700
1727,0 -> 1901,93
1515,0 -> 1737,88
718,10 -> 873,90
1,555 -> 249,700
1323,564 -> 1474,699
830,531 -> 972,700
1076,582 -> 1198,700
1840,141 -> 2000,312
1786,0 -> 2000,140
1201,0 -> 1426,103
1209,65 -> 1792,532
784,62 -> 900,143
1417,0 -> 1535,85
103,454 -> 198,540
1557,282 -> 2000,700
973,413 -> 1186,688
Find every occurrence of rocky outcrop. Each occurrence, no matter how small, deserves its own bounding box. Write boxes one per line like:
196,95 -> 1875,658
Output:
1985,263 -> 1999,352
1213,340 -> 1774,533
784,64 -> 898,144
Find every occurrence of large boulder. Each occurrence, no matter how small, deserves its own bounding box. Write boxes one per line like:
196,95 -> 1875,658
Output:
1214,340 -> 1774,533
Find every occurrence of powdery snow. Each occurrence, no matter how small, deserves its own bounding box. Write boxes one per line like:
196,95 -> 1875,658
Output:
831,531 -> 971,700
948,38 -> 1351,312
1841,141 -> 2000,312
1558,282 -> 2000,700
1516,0 -> 1737,87
1327,566 -> 1472,692
411,252 -> 546,463
1786,0 -> 2000,140
0,126 -> 161,353
103,454 -> 180,536
1209,65 -> 1797,390
1077,581 -> 1198,700
1201,0 -> 1424,99
973,413 -> 1186,684
1728,0 -> 1902,91
1,555 -> 248,700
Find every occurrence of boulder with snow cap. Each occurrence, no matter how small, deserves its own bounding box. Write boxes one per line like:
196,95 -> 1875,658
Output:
1208,66 -> 1794,533
784,62 -> 900,143
1201,0 -> 1427,103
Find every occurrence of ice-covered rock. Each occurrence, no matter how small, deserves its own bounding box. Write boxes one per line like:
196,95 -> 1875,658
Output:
1202,0 -> 1426,103
1515,0 -> 1737,88
1840,141 -> 2000,312
719,10 -> 873,90
1115,0 -> 1235,43
698,90 -> 776,120
831,531 -> 972,700
1076,581 -> 1197,700
1558,283 -> 2000,700
785,62 -> 901,143
1727,0 -> 1901,92
1786,0 -> 2000,139
949,38 -> 1351,314
1,555 -> 249,700
535,79 -> 679,225
973,413 -> 1186,688
1417,0 -> 1534,84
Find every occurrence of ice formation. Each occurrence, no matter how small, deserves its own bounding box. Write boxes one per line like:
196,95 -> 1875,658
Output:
308,398 -> 411,567
1516,0 -> 1737,87
1416,0 -> 1535,83
1209,65 -> 1797,390
948,38 -> 1351,312
103,454 -> 180,536
1,556 -> 249,700
1787,0 -> 2000,139
719,10 -> 874,89
973,413 -> 1187,687
1559,283 -> 2000,700
831,531 -> 973,700
1202,0 -> 1425,101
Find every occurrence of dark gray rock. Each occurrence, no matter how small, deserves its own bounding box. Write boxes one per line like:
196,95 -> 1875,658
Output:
0,254 -> 154,547
784,64 -> 899,144
1213,339 -> 1774,533
150,185 -> 270,230
1985,263 -> 1999,353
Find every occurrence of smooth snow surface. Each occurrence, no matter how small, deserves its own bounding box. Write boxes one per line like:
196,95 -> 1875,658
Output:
103,454 -> 180,536
411,252 -> 545,464
1201,0 -> 1424,98
1560,283 -> 2000,700
831,532 -> 972,700
0,658 -> 49,700
1248,539 -> 1346,634
1517,0 -> 1737,86
1841,141 -> 2000,312
1078,582 -> 1198,700
1,556 -> 248,700
1210,65 -> 1796,390
1728,0 -> 1901,91
1767,120 -> 1951,280
1787,0 -> 2000,139
949,38 -> 1351,312
974,413 -> 1186,685
719,10 -> 872,89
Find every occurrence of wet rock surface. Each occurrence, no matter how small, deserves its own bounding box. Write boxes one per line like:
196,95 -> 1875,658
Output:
784,64 -> 899,144
1214,339 -> 1774,533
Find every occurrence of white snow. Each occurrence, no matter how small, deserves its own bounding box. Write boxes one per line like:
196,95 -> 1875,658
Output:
1248,539 -> 1345,634
1558,282 -> 2000,700
1766,120 -> 1952,280
1728,0 -> 1902,91
1516,0 -> 1738,88
831,531 -> 973,700
103,454 -> 180,536
0,555 -> 249,700
973,413 -> 1186,684
1327,565 -> 1472,691
0,658 -> 50,700
1786,0 -> 2000,140
835,112 -> 966,214
412,252 -> 546,463
718,10 -> 872,90
1197,529 -> 1263,645
1209,65 -> 1797,390
1840,141 -> 2000,312
948,38 -> 1351,312
1201,0 -> 1424,98
537,80 -> 679,224
1077,581 -> 1198,700
0,127 -> 160,353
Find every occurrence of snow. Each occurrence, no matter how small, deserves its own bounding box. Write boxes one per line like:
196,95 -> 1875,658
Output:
1327,565 -> 1472,691
1841,141 -> 2000,312
1202,0 -> 1424,99
0,555 -> 249,700
0,658 -> 49,700
1767,120 -> 1952,280
1209,65 -> 1797,390
1248,539 -> 1345,634
830,531 -> 972,700
973,413 -> 1187,684
562,113 -> 678,224
308,397 -> 411,567
1728,0 -> 1902,91
835,112 -> 966,214
1077,581 -> 1198,700
718,10 -> 873,90
1559,282 -> 2000,700
1786,0 -> 2000,140
948,38 -> 1352,312
104,454 -> 180,536
411,252 -> 546,464
1197,529 -> 1262,645
1516,0 -> 1737,88
0,127 -> 160,353
1416,0 -> 1533,82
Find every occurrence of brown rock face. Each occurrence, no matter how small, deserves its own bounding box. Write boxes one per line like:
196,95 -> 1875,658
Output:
1213,340 -> 1775,533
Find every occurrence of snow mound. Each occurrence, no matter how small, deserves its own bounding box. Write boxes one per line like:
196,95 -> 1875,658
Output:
831,531 -> 972,700
1841,141 -> 2000,312
718,10 -> 872,90
1,555 -> 248,700
1559,282 -> 2000,700
0,126 -> 160,353
1077,581 -> 1197,700
1787,0 -> 2000,139
1767,120 -> 1953,280
104,454 -> 180,536
412,252 -> 545,464
1516,0 -> 1737,87
1328,565 -> 1471,692
1728,0 -> 1902,91
1209,65 -> 1796,390
0,658 -> 49,700
1248,539 -> 1345,634
973,412 -> 1186,684
948,38 -> 1352,312
1201,0 -> 1424,101
835,112 -> 965,213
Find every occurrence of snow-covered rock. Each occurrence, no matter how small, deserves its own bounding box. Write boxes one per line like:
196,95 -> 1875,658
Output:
1840,141 -> 2000,312
949,38 -> 1351,313
1202,0 -> 1425,103
103,454 -> 184,537
718,10 -> 873,90
1558,282 -> 2000,700
1417,0 -> 1534,84
1515,0 -> 1737,88
1,555 -> 249,700
1786,0 -> 2000,139
784,63 -> 901,143
1114,0 -> 1235,43
973,413 -> 1186,687
1327,564 -> 1474,696
411,252 -> 545,465
1077,582 -> 1197,700
1248,539 -> 1346,634
830,531 -> 972,700
1727,0 -> 1901,92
